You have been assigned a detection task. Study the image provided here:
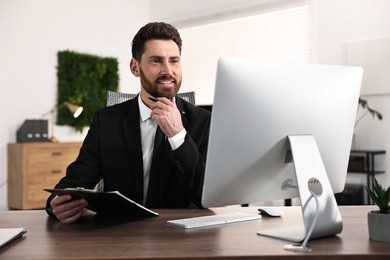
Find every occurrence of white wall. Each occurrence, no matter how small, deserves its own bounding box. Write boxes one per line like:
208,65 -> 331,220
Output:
312,0 -> 390,188
0,0 -> 149,209
150,0 -> 293,27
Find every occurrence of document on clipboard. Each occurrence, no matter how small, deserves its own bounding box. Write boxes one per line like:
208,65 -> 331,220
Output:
44,188 -> 158,217
0,228 -> 27,249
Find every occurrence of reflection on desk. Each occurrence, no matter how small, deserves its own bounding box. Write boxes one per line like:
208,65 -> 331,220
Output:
0,206 -> 389,259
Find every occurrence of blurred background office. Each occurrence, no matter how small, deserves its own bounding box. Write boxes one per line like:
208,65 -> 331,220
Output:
1,0 -> 389,210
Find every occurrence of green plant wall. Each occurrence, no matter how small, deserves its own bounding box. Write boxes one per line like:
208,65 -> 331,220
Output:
56,50 -> 119,132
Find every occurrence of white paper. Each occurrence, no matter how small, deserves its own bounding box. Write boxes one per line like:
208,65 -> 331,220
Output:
0,228 -> 26,248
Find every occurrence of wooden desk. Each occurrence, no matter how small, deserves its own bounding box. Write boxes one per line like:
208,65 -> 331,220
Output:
0,206 -> 389,259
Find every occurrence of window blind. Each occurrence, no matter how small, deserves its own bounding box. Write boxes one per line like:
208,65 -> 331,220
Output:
178,3 -> 311,105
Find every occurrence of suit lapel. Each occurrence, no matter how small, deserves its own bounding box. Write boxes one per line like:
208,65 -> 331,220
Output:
176,97 -> 189,129
121,97 -> 144,203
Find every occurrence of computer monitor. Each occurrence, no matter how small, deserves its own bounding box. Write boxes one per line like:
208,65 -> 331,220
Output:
201,58 -> 362,245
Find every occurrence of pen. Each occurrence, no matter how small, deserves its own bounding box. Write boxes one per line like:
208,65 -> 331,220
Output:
65,187 -> 95,192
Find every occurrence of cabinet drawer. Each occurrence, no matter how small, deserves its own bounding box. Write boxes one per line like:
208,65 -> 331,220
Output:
25,146 -> 78,162
8,142 -> 82,209
26,178 -> 62,205
27,159 -> 73,177
27,168 -> 66,186
25,146 -> 79,176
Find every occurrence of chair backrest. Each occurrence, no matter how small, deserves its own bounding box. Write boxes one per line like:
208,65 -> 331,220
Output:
106,90 -> 196,106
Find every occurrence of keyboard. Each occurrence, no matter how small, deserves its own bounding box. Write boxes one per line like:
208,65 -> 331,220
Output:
167,212 -> 261,229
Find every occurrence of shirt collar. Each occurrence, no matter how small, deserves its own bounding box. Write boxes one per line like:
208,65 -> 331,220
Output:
138,94 -> 151,122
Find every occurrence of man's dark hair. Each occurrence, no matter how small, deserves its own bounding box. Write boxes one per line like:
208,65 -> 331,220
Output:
131,22 -> 182,61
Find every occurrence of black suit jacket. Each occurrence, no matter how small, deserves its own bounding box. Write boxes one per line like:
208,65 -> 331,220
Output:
46,96 -> 211,213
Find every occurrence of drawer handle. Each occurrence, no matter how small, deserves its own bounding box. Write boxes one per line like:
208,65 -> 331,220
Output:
52,152 -> 63,156
51,170 -> 62,174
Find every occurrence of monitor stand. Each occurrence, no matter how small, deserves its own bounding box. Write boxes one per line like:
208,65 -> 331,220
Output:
257,135 -> 343,252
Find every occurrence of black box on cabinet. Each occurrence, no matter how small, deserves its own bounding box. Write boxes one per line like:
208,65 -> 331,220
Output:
16,119 -> 48,142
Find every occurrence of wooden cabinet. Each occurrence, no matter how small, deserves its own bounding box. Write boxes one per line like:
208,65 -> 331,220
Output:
7,142 -> 82,209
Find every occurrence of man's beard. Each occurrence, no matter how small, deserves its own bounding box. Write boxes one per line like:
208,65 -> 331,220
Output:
140,69 -> 182,100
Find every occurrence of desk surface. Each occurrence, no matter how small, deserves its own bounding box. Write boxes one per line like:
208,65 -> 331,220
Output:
0,206 -> 389,260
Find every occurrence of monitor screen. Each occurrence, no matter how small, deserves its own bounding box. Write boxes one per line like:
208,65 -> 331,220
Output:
202,58 -> 362,208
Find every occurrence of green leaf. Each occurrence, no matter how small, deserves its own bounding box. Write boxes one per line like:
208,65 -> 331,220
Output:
359,97 -> 383,121
365,178 -> 390,214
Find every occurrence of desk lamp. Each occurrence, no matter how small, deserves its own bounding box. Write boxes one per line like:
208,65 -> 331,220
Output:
43,102 -> 83,142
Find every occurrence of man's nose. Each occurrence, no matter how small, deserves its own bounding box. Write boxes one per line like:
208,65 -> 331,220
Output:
160,61 -> 173,75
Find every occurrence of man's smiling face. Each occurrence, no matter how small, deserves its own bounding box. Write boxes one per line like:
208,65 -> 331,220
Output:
136,39 -> 182,100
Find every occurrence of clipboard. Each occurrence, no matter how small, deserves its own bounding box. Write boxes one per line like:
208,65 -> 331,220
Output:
44,188 -> 158,217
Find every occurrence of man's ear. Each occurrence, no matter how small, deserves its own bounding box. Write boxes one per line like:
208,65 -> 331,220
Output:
130,58 -> 140,77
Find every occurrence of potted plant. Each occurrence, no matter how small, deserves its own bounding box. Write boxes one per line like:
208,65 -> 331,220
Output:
355,97 -> 383,127
352,98 -> 383,149
365,178 -> 390,242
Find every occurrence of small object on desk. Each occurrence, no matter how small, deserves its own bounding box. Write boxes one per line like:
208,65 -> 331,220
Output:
0,228 -> 27,249
167,212 -> 261,229
258,207 -> 284,217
